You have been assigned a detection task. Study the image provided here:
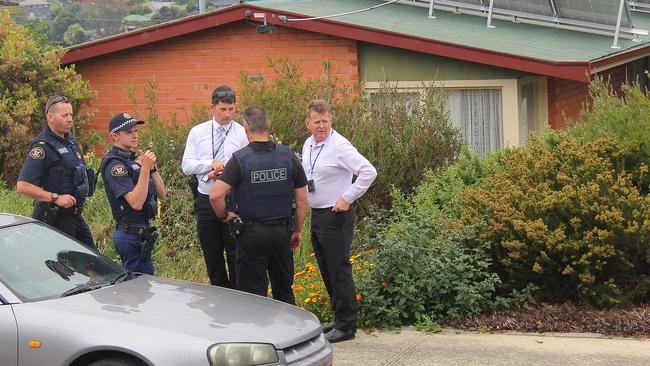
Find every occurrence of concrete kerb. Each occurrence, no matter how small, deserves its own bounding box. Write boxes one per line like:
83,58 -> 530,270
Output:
331,327 -> 650,365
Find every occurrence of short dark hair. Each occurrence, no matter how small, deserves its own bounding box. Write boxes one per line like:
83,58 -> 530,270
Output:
243,106 -> 269,134
45,95 -> 70,114
307,99 -> 331,118
211,85 -> 236,105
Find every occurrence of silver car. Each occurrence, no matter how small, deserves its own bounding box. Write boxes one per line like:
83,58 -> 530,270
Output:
0,213 -> 332,366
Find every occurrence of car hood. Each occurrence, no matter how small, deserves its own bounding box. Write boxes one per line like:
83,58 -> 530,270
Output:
16,275 -> 322,350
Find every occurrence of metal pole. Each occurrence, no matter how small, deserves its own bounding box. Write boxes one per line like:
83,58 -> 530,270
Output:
612,0 -> 625,49
428,0 -> 436,19
486,0 -> 495,28
199,0 -> 206,14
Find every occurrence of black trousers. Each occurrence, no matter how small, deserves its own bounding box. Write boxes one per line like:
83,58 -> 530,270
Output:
56,214 -> 95,249
194,193 -> 237,288
311,207 -> 357,332
236,220 -> 295,305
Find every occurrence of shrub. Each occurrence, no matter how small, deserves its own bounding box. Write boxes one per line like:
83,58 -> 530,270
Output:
357,223 -> 507,328
0,13 -> 96,184
461,133 -> 650,306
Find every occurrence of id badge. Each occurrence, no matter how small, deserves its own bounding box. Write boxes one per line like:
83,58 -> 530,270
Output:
307,179 -> 316,193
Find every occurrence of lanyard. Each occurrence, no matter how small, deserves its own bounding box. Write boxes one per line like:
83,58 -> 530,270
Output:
309,143 -> 325,178
211,120 -> 232,160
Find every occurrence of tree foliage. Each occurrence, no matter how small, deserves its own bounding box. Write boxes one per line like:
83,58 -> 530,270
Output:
63,23 -> 88,46
0,13 -> 95,184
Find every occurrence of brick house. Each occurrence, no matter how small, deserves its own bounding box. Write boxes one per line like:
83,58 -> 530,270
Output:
61,0 -> 650,154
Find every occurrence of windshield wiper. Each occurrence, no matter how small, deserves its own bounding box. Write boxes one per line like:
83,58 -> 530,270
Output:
110,271 -> 140,285
60,282 -> 110,297
60,272 -> 141,297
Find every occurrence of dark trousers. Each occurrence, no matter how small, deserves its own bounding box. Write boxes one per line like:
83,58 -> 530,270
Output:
236,220 -> 295,305
311,207 -> 357,332
56,215 -> 95,249
112,227 -> 154,275
195,193 -> 237,288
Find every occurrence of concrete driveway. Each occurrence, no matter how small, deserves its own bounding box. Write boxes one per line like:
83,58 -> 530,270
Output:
331,328 -> 650,365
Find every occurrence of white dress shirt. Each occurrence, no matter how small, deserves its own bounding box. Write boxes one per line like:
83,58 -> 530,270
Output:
182,118 -> 248,195
301,129 -> 377,209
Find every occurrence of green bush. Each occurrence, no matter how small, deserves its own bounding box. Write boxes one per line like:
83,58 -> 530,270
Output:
357,223 -> 508,328
0,13 -> 96,184
461,133 -> 650,306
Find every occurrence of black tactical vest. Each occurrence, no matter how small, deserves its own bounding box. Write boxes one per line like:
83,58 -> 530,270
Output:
32,129 -> 89,204
233,143 -> 294,221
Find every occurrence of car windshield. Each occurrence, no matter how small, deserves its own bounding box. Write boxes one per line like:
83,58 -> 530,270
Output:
0,222 -> 126,301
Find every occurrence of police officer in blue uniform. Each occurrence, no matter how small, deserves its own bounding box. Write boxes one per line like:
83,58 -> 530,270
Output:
100,113 -> 166,275
17,95 -> 97,249
210,106 -> 308,305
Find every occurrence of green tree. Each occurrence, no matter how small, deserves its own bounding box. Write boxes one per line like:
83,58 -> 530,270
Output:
186,0 -> 198,14
48,3 -> 83,43
129,3 -> 152,16
0,12 -> 96,184
151,6 -> 188,22
22,20 -> 57,52
81,0 -> 129,39
63,23 -> 88,46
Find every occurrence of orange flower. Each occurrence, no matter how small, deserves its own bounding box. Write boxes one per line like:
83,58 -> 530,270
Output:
356,293 -> 362,301
309,252 -> 316,257
292,284 -> 304,291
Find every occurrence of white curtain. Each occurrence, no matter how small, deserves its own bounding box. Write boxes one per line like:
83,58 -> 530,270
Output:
446,89 -> 503,155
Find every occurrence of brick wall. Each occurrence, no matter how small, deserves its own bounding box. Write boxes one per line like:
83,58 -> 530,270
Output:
547,64 -> 630,129
74,21 -> 358,132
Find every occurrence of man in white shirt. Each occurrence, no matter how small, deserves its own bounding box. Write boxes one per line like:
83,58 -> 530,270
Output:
182,86 -> 248,288
302,99 -> 377,343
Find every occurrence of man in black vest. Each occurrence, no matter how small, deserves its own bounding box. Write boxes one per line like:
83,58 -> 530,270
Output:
209,106 -> 308,305
17,95 -> 97,249
100,112 -> 166,274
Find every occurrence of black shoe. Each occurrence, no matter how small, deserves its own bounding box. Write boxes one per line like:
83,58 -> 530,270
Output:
324,328 -> 355,343
321,322 -> 335,333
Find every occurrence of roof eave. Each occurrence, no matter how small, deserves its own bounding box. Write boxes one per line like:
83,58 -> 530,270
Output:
590,44 -> 650,74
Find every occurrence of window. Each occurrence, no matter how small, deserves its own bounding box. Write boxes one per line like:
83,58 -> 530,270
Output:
365,80 -> 520,154
446,89 -> 503,155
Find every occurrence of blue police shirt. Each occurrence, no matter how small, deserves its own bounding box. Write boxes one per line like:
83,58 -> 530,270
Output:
102,146 -> 157,224
18,125 -> 89,204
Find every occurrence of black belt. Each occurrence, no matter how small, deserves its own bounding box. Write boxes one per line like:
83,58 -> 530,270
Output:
244,217 -> 290,226
116,222 -> 147,234
312,207 -> 333,212
60,205 -> 83,216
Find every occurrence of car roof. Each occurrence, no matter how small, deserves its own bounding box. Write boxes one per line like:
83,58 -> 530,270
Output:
0,213 -> 35,228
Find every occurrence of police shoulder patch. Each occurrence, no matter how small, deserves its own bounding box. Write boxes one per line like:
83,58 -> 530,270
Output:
29,146 -> 45,160
111,163 -> 128,177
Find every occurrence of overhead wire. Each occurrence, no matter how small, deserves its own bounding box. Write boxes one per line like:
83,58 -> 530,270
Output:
279,0 -> 401,22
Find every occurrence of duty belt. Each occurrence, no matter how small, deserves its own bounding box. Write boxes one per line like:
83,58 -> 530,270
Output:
116,222 -> 147,234
60,205 -> 83,216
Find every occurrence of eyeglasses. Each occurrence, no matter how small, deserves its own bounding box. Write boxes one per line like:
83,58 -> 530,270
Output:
45,95 -> 70,113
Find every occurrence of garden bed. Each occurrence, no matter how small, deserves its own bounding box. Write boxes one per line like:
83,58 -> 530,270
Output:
443,303 -> 650,337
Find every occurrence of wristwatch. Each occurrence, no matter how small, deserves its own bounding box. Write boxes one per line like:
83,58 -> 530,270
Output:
50,192 -> 59,203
